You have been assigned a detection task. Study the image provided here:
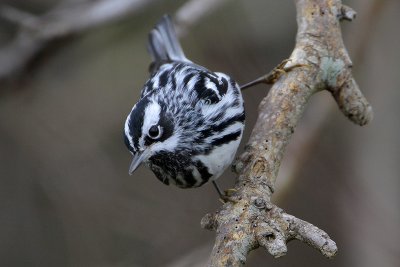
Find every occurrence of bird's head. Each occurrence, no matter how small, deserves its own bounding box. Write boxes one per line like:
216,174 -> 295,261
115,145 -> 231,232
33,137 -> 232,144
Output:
124,96 -> 175,174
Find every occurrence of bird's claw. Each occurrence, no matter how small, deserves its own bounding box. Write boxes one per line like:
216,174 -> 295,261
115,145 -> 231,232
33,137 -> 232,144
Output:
240,59 -> 309,90
264,58 -> 308,84
218,188 -> 238,203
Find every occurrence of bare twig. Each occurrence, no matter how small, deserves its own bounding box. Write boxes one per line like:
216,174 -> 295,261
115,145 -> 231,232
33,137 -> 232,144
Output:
201,0 -> 373,266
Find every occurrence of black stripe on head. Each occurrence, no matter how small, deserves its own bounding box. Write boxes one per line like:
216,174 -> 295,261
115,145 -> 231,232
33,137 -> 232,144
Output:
210,130 -> 242,147
194,75 -> 206,96
182,72 -> 196,89
204,72 -> 228,97
194,73 -> 222,104
158,70 -> 169,88
128,97 -> 150,150
206,73 -> 219,85
229,77 -> 240,96
218,77 -> 228,96
166,63 -> 185,90
208,74 -> 227,98
173,62 -> 185,72
170,70 -> 177,89
141,79 -> 155,97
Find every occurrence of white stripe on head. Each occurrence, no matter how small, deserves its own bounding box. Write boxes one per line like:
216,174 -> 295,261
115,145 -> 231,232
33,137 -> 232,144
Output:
205,78 -> 220,97
124,114 -> 134,148
139,101 -> 161,148
187,75 -> 199,91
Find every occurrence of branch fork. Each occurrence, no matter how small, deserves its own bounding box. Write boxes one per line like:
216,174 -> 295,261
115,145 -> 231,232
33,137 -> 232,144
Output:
203,0 -> 372,266
202,202 -> 337,261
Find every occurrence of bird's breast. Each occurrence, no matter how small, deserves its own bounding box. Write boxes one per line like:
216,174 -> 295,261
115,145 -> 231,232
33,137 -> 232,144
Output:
147,151 -> 213,188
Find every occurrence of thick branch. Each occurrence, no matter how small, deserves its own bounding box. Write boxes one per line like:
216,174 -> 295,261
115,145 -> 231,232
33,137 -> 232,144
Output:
202,0 -> 372,266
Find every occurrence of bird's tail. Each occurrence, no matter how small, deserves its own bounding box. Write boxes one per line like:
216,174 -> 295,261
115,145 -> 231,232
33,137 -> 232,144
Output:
148,15 -> 191,72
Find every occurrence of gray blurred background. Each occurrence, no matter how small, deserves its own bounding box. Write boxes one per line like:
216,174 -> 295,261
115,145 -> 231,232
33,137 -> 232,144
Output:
0,0 -> 399,266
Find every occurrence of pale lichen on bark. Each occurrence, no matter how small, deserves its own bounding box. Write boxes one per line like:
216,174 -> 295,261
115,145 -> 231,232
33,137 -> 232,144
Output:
201,0 -> 372,266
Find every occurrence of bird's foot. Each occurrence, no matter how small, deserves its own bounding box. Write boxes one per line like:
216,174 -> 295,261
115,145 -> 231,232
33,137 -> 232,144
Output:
240,59 -> 309,90
212,181 -> 238,203
218,188 -> 238,204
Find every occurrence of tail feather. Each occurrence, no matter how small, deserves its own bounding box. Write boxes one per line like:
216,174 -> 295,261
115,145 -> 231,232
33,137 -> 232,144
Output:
148,15 -> 191,72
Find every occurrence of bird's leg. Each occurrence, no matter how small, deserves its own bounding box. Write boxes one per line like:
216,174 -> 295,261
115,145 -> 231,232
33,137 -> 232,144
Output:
212,181 -> 238,203
240,59 -> 309,90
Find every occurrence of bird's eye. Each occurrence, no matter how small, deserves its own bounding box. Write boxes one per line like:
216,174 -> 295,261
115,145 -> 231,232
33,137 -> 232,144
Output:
148,125 -> 162,139
204,99 -> 211,105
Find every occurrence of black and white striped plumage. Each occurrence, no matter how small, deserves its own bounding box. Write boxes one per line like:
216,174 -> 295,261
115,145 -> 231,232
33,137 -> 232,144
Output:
124,15 -> 244,188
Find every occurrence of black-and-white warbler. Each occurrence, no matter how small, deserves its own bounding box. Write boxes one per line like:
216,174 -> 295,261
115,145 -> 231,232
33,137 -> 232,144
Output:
124,15 -> 245,189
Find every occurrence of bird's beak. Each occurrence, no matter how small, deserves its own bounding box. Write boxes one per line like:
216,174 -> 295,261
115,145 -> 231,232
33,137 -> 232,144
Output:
129,149 -> 150,175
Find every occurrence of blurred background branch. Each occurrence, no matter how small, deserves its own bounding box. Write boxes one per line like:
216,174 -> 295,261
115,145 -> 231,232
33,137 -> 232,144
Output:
0,0 -> 231,83
0,0 -> 157,81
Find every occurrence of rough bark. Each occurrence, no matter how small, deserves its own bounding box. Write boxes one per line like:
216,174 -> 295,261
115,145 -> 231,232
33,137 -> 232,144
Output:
201,0 -> 373,266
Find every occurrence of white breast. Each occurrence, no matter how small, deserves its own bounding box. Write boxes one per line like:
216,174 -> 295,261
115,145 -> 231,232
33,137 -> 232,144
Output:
194,136 -> 242,180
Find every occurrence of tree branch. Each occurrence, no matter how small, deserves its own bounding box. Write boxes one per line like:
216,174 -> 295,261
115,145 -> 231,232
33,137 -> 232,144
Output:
202,0 -> 373,266
0,0 -> 158,82
0,0 -> 231,83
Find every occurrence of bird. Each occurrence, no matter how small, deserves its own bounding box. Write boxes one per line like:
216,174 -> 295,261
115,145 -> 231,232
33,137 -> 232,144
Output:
123,15 -> 245,193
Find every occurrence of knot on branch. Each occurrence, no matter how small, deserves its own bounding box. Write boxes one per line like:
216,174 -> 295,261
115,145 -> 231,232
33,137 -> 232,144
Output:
232,150 -> 252,174
255,221 -> 287,257
339,5 -> 357,21
201,212 -> 219,231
